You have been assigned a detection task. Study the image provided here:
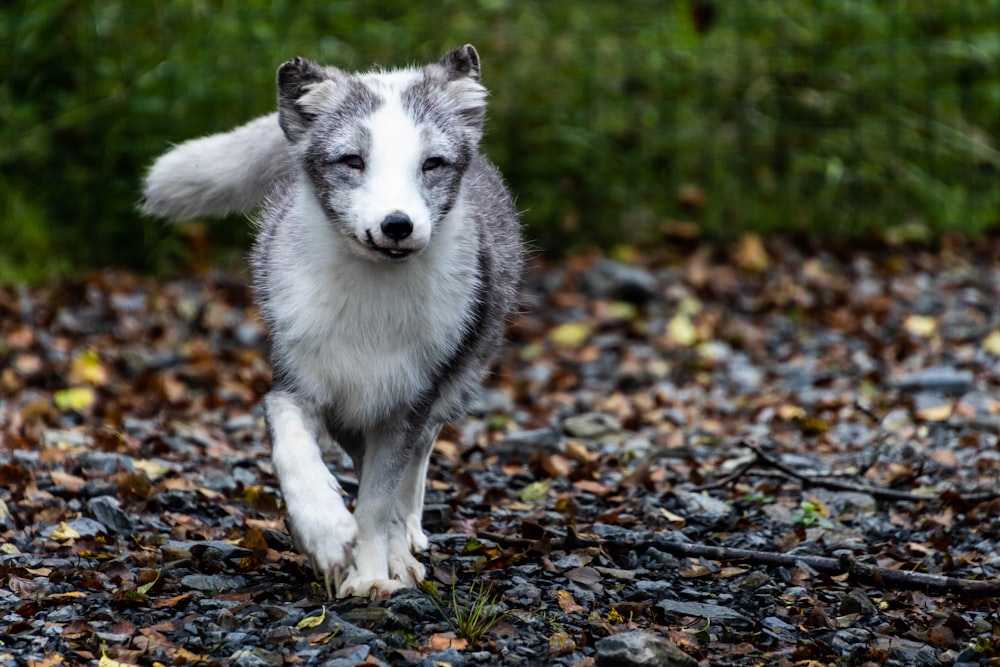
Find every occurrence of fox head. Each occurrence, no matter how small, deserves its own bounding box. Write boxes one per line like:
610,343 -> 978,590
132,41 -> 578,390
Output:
276,45 -> 488,263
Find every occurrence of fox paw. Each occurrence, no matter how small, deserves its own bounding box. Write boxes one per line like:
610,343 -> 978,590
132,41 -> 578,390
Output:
336,537 -> 425,599
285,489 -> 358,592
406,514 -> 429,553
388,544 -> 426,586
337,571 -> 407,600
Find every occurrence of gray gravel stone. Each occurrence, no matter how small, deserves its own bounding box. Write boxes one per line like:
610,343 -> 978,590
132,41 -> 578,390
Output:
562,412 -> 623,439
895,365 -> 974,395
656,598 -> 753,627
179,573 -> 247,592
87,495 -> 133,535
594,630 -> 697,667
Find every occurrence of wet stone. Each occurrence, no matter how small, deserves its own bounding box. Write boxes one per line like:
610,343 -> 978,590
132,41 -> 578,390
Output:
632,580 -> 673,595
892,644 -> 940,667
179,573 -> 247,592
839,588 -> 876,616
656,598 -> 753,628
506,581 -> 542,606
78,451 -> 135,474
594,630 -> 698,667
493,428 -> 563,456
45,605 -> 81,623
230,650 -> 270,667
761,616 -> 798,642
562,412 -> 622,439
419,648 -> 466,667
832,627 -> 874,653
639,547 -> 682,569
895,366 -> 974,395
585,259 -> 658,305
87,495 -> 133,535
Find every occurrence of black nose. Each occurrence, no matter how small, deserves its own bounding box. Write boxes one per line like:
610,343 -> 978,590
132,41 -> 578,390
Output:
381,213 -> 413,241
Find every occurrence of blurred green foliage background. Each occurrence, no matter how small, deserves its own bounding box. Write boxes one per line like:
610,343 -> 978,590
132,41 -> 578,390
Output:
2,1 -> 999,281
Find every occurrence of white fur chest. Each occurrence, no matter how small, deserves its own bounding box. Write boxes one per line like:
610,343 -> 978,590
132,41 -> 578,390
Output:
262,201 -> 476,428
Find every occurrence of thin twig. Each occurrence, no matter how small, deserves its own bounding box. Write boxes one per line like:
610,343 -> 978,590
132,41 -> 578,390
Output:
618,539 -> 1000,598
688,456 -> 757,492
738,440 -> 932,502
476,530 -> 1000,598
738,439 -> 1000,504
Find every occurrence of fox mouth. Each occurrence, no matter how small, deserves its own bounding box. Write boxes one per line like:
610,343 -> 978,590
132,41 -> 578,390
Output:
362,231 -> 415,261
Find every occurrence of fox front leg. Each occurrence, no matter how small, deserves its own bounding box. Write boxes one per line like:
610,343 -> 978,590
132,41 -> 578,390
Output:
266,392 -> 358,593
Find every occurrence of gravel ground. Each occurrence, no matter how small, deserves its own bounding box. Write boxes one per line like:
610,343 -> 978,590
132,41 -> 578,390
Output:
2,236 -> 1000,666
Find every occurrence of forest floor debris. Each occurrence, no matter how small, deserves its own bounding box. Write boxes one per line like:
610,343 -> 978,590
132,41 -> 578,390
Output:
2,236 -> 999,665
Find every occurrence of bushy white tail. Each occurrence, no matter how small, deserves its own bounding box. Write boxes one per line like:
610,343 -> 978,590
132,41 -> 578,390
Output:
140,113 -> 290,220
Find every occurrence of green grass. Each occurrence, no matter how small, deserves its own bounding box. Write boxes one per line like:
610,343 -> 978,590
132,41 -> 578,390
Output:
418,576 -> 508,646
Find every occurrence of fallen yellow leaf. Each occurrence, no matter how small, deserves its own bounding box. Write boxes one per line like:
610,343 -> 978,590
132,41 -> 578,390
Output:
666,314 -> 698,346
659,507 -> 686,526
296,605 -> 327,630
607,301 -> 638,321
520,480 -> 550,504
982,329 -> 1000,357
903,314 -> 937,338
53,387 -> 95,411
548,321 -> 592,348
99,652 -> 139,667
133,459 -> 171,481
47,591 -> 88,599
69,349 -> 107,385
49,521 -> 81,541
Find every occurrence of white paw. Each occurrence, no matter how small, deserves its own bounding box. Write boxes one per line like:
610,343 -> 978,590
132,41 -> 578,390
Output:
389,538 -> 426,585
335,533 -> 425,598
284,486 -> 358,585
337,570 -> 407,600
406,514 -> 429,553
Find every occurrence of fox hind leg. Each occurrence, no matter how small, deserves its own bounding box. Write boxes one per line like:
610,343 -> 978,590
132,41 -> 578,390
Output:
399,424 -> 440,554
337,424 -> 436,598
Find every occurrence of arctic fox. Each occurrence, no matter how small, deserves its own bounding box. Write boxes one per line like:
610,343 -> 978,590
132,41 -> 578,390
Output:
142,45 -> 522,598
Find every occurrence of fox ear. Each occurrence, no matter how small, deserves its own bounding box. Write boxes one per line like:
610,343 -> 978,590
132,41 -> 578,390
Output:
437,45 -> 487,137
439,44 -> 481,83
277,56 -> 330,141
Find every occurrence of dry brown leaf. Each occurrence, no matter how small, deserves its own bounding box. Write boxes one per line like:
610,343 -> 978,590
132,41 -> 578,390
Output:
719,566 -> 750,579
538,453 -> 572,478
564,566 -> 602,590
731,233 -> 770,272
563,439 -> 595,464
548,631 -> 577,656
917,403 -> 952,422
554,589 -> 586,613
48,471 -> 86,493
150,593 -> 194,609
572,479 -> 612,496
678,564 -> 713,578
428,632 -> 468,651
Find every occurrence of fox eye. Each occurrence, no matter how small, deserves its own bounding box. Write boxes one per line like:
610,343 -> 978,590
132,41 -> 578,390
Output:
338,154 -> 365,170
422,156 -> 446,172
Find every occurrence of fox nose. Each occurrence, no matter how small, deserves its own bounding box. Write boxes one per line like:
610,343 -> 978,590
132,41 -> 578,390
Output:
381,213 -> 413,241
